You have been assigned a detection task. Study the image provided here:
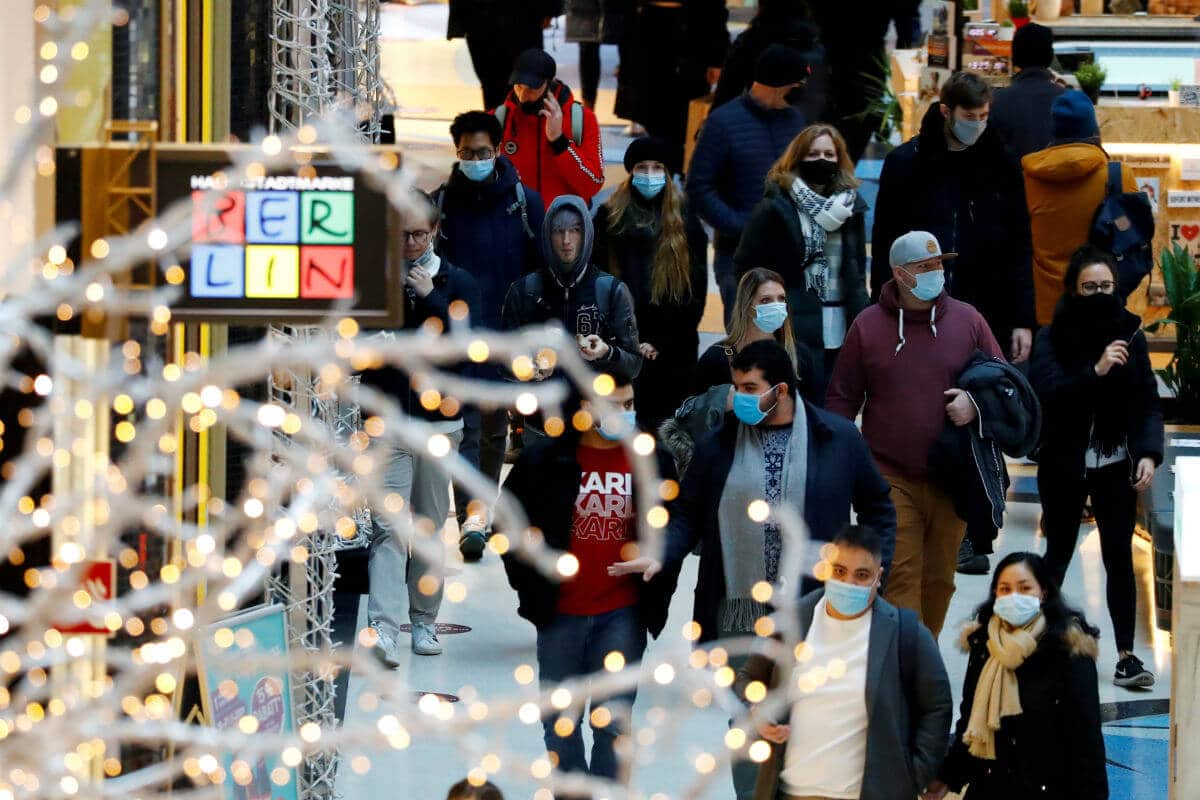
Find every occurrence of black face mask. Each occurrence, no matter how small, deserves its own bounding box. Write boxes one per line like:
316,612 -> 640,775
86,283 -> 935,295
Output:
519,93 -> 546,115
1067,291 -> 1122,319
798,158 -> 839,187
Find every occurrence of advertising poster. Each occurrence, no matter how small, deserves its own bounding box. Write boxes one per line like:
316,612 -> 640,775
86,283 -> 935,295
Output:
198,604 -> 299,800
962,22 -> 1011,84
1170,219 -> 1200,266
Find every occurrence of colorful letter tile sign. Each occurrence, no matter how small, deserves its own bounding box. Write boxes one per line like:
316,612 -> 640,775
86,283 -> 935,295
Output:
191,187 -> 355,300
158,150 -> 395,324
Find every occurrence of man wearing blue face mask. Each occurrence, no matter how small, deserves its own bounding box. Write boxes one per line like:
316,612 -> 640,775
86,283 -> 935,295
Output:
735,524 -> 953,800
827,231 -> 1005,640
436,111 -> 546,559
497,377 -> 681,791
872,71 -> 1034,369
611,339 -> 894,798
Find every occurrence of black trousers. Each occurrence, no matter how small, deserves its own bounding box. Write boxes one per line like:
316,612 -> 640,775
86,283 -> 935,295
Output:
1038,460 -> 1138,652
579,42 -> 600,107
453,406 -> 509,526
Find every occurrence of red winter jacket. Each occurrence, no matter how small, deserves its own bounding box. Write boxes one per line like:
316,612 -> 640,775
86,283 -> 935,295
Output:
493,81 -> 604,209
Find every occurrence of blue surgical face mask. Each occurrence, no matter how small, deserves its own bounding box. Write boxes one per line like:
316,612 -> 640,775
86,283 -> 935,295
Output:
632,173 -> 667,199
459,158 -> 496,182
901,268 -> 945,302
952,117 -> 987,147
824,578 -> 875,617
732,385 -> 780,426
598,409 -> 637,441
754,301 -> 788,334
992,592 -> 1042,627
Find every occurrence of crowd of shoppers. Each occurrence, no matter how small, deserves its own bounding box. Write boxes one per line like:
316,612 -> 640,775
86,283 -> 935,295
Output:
361,9 -> 1173,795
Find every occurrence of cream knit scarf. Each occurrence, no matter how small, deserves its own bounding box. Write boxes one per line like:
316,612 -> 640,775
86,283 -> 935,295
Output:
963,613 -> 1046,760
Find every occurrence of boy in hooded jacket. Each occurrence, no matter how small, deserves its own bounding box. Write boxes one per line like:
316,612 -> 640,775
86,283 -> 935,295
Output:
502,194 -> 643,390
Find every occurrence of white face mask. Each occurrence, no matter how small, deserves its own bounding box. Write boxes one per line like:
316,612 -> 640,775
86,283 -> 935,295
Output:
993,592 -> 1041,627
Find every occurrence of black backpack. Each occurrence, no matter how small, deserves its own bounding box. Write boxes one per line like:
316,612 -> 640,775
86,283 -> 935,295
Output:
1089,162 -> 1155,298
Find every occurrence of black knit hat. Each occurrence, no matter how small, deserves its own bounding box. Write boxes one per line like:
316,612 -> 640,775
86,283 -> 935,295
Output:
1012,23 -> 1054,70
754,44 -> 808,88
622,136 -> 672,173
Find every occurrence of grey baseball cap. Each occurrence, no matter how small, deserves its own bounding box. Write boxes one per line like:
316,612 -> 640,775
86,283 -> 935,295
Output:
889,230 -> 957,268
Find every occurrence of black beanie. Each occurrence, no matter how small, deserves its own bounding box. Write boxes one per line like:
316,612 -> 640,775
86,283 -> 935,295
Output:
754,44 -> 808,88
1012,23 -> 1054,70
622,136 -> 672,172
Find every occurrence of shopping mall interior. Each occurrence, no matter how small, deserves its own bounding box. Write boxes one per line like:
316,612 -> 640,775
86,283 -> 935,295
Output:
0,2 -> 1196,800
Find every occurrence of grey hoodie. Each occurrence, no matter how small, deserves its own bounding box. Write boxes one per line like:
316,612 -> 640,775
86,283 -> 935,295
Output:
541,194 -> 594,289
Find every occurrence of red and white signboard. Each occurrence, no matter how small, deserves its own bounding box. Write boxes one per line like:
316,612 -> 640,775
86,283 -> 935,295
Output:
53,559 -> 116,635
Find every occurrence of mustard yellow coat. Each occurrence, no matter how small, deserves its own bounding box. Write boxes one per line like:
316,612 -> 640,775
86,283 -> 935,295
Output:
1022,143 -> 1136,326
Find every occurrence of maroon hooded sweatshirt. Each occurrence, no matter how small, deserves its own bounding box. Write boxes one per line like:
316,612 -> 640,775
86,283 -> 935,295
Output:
825,280 -> 1004,481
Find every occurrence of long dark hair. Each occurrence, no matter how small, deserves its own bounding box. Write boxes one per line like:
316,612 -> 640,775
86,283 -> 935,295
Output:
971,552 -> 1100,646
1061,244 -> 1119,297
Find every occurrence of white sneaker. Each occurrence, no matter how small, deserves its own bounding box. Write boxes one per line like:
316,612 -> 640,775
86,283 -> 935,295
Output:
369,627 -> 401,669
411,622 -> 443,656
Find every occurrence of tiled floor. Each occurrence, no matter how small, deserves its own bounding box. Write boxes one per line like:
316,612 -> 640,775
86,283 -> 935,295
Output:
331,498 -> 1172,800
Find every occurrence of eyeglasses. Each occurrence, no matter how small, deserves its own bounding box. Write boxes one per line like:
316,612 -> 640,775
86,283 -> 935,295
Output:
400,230 -> 431,245
1080,281 -> 1116,295
456,147 -> 496,161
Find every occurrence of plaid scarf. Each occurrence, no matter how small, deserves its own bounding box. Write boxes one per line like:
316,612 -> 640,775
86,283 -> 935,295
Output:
789,177 -> 856,301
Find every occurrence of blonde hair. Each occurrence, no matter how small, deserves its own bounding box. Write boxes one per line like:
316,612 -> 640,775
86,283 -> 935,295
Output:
603,175 -> 693,304
766,124 -> 860,194
723,268 -> 798,368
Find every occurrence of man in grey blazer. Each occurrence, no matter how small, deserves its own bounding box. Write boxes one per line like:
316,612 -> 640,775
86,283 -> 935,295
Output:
736,524 -> 952,800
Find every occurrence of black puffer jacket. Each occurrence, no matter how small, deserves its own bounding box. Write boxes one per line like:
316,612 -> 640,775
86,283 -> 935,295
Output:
497,433 -> 680,636
929,351 -> 1042,530
734,181 -> 871,356
872,104 -> 1035,336
940,618 -> 1108,800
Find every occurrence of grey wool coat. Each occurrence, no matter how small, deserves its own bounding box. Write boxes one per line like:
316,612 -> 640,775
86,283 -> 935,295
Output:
735,591 -> 953,800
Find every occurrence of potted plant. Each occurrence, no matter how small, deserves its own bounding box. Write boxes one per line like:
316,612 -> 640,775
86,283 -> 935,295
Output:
1008,0 -> 1031,27
1074,62 -> 1108,105
1170,77 -> 1182,107
1146,244 -> 1200,421
1035,0 -> 1063,21
852,56 -> 905,157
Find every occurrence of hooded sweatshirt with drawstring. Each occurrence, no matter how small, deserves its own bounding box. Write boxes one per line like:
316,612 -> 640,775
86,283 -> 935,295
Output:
825,280 -> 1003,481
501,195 -> 643,382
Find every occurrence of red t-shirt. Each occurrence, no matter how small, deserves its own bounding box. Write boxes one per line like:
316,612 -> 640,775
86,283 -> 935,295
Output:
556,444 -> 639,616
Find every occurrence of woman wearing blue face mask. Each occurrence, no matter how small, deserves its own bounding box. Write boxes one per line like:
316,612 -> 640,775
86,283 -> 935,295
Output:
692,268 -> 802,397
926,552 -> 1107,800
734,124 -> 871,403
593,137 -> 709,430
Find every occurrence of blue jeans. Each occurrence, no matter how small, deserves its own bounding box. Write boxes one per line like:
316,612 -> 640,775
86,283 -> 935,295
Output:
536,606 -> 648,782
